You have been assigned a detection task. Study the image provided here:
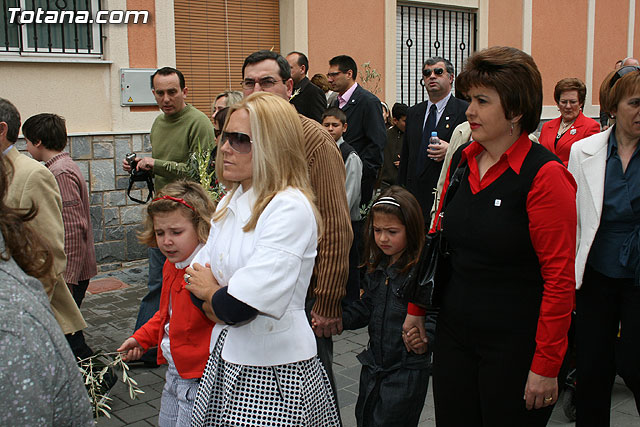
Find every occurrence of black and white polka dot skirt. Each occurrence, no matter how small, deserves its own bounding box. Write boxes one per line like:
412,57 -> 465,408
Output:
190,329 -> 341,427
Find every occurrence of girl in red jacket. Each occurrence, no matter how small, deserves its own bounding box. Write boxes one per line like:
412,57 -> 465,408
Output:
118,180 -> 216,427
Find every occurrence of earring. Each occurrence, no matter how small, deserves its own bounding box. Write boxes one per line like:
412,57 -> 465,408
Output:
509,122 -> 514,136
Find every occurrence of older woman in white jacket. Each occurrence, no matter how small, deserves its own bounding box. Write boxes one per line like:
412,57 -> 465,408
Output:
184,92 -> 340,426
568,65 -> 640,426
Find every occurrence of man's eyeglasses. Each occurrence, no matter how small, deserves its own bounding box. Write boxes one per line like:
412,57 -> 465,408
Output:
609,65 -> 640,88
327,71 -> 343,78
422,67 -> 446,78
241,77 -> 286,90
221,131 -> 253,154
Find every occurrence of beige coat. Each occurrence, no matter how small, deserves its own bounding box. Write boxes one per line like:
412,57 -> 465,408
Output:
5,147 -> 86,334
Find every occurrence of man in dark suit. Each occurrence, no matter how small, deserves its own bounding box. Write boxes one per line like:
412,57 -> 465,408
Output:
398,57 -> 468,220
328,54 -> 386,204
286,51 -> 327,123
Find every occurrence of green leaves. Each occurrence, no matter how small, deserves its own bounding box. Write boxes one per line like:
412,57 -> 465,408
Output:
359,62 -> 382,96
186,136 -> 226,203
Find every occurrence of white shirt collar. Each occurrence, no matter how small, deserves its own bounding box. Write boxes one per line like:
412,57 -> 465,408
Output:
223,185 -> 256,224
427,92 -> 451,115
175,243 -> 205,269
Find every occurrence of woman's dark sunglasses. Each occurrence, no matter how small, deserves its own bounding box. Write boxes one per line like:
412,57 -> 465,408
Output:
222,131 -> 253,154
422,67 -> 445,77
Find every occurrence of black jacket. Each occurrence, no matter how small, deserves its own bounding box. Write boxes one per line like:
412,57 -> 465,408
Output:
342,262 -> 435,371
398,95 -> 468,218
332,84 -> 386,204
290,76 -> 327,123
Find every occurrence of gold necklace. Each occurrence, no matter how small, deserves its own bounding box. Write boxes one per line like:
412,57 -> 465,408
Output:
557,119 -> 575,137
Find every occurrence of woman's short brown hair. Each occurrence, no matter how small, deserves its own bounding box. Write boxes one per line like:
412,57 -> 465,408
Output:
554,78 -> 587,105
599,66 -> 640,114
456,46 -> 543,134
138,180 -> 216,247
311,73 -> 330,93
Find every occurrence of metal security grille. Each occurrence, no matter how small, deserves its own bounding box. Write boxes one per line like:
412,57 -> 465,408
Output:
396,4 -> 476,107
0,0 -> 102,55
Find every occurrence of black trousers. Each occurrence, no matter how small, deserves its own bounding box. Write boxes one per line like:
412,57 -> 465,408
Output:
575,266 -> 640,426
69,278 -> 90,307
432,275 -> 554,427
433,317 -> 553,427
65,279 -> 93,360
343,220 -> 363,305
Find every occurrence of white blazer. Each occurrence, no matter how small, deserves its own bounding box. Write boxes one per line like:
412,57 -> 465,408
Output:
192,186 -> 319,366
567,127 -> 611,289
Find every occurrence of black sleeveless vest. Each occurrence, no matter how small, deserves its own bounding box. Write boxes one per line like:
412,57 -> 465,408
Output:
441,142 -> 562,330
339,140 -> 357,164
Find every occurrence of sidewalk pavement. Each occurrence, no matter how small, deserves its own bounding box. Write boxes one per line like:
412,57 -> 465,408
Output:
83,263 -> 638,426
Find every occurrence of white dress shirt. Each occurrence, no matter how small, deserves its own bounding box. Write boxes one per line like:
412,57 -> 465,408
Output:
192,185 -> 319,366
422,92 -> 452,132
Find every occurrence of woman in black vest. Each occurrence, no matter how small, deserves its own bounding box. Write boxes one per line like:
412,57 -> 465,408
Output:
403,47 -> 577,426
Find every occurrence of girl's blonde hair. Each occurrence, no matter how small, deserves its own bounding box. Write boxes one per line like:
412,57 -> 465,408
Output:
138,180 -> 217,247
214,92 -> 319,232
362,186 -> 425,273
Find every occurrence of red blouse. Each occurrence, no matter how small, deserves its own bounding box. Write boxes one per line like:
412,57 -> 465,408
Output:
410,134 -> 576,377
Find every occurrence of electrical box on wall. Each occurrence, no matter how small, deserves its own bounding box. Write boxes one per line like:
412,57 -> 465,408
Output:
120,68 -> 157,106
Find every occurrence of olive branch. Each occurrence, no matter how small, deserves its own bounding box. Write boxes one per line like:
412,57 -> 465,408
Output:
186,137 -> 226,203
359,62 -> 382,96
77,351 -> 144,419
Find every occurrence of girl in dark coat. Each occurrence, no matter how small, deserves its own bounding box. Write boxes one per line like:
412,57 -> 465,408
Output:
341,186 -> 432,427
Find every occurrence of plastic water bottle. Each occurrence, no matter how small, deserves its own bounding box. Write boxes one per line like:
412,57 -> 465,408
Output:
429,131 -> 440,148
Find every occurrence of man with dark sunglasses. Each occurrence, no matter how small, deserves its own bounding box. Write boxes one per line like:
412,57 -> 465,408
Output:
240,50 -> 352,407
398,57 -> 469,222
121,66 -> 215,366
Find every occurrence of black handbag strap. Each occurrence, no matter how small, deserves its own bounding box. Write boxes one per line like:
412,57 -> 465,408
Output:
127,174 -> 155,204
435,157 -> 468,230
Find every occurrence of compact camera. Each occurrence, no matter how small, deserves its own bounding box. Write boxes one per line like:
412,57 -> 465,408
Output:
125,152 -> 138,171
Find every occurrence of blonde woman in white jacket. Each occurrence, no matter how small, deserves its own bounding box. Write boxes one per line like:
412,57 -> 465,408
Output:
184,92 -> 340,427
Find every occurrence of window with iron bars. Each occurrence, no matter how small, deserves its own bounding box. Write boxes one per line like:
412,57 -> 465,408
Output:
0,0 -> 102,55
396,3 -> 477,107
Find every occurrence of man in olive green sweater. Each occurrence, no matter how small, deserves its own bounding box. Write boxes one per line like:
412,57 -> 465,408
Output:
122,67 -> 215,365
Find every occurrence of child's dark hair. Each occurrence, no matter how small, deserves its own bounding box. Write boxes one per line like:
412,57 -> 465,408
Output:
138,180 -> 217,247
362,186 -> 425,273
22,113 -> 67,151
322,107 -> 346,125
392,102 -> 408,119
